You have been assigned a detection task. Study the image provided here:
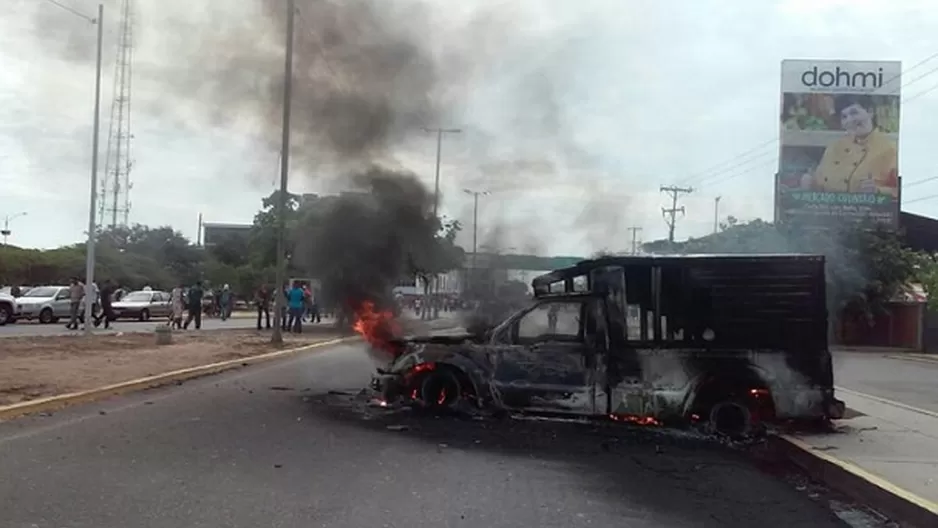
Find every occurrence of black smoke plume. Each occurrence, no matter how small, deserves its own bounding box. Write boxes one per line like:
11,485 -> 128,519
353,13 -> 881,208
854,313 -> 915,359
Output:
292,165 -> 440,325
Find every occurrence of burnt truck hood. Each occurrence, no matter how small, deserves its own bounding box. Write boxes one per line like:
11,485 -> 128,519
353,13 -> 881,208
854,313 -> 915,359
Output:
389,334 -> 479,346
378,335 -> 487,375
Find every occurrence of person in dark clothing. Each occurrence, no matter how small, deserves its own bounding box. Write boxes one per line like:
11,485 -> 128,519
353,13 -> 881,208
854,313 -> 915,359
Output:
255,284 -> 271,330
93,279 -> 116,329
183,281 -> 204,330
280,284 -> 290,331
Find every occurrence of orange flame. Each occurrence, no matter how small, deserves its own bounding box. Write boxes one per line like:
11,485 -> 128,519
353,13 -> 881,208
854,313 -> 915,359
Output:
353,301 -> 402,355
609,413 -> 661,426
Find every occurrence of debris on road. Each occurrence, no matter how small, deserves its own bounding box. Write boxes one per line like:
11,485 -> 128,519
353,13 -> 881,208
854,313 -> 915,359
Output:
0,330 -> 338,406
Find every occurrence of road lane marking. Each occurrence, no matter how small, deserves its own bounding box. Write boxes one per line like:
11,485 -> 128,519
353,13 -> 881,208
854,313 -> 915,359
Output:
835,385 -> 938,420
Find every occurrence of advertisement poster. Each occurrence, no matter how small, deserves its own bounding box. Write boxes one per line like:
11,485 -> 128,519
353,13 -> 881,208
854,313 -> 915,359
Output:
775,60 -> 901,230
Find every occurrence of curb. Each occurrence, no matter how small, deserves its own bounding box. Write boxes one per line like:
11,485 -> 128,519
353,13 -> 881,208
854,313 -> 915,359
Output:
0,336 -> 358,422
770,434 -> 938,528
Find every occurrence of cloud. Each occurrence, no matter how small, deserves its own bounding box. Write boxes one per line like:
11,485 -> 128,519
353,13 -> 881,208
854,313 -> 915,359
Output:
3,0 -> 938,254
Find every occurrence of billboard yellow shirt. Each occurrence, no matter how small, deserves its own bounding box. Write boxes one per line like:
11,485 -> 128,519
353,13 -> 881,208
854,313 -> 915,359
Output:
811,129 -> 899,198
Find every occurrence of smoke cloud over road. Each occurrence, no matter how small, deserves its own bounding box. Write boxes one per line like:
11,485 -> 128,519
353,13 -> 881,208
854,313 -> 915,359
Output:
22,0 -> 640,255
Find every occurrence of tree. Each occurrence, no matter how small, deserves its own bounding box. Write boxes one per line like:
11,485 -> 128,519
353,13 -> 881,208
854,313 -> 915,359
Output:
409,217 -> 465,318
247,190 -> 303,269
98,224 -> 203,284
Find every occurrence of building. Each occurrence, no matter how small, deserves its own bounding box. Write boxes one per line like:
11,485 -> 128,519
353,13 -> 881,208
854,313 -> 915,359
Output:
202,222 -> 252,247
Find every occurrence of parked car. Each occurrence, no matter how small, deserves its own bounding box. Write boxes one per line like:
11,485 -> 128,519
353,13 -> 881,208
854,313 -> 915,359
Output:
0,291 -> 17,326
111,290 -> 172,321
14,285 -> 73,324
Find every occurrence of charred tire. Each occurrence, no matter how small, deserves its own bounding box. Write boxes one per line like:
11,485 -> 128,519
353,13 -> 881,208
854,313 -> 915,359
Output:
709,400 -> 753,438
39,308 -> 55,325
0,304 -> 12,326
419,369 -> 462,410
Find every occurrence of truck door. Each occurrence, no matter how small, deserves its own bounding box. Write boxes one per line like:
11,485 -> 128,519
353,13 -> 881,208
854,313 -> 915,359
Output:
490,298 -> 599,415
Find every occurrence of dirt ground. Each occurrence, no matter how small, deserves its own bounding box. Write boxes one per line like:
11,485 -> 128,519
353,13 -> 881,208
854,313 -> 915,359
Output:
0,329 -> 343,406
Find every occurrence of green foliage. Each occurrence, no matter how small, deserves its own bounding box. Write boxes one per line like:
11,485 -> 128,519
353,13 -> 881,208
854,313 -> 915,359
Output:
642,219 -> 921,316
1,184 -> 467,305
913,254 -> 938,311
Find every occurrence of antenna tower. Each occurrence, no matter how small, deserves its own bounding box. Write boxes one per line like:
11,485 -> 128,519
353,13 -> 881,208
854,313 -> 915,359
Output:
99,0 -> 135,229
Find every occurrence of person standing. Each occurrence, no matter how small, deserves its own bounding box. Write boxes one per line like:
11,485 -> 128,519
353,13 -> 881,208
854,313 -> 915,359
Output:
287,281 -> 305,333
183,281 -> 204,330
219,284 -> 232,321
65,277 -> 84,330
94,279 -> 116,329
309,287 -> 321,324
280,283 -> 290,331
255,283 -> 271,330
170,282 -> 186,329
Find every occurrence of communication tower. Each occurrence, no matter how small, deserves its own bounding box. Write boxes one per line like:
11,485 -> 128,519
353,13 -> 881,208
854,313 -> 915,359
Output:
99,0 -> 135,229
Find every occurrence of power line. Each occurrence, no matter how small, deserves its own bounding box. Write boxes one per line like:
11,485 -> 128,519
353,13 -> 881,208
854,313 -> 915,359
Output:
903,175 -> 938,189
903,192 -> 938,206
691,149 -> 778,188
41,0 -> 96,23
660,185 -> 693,243
677,137 -> 777,186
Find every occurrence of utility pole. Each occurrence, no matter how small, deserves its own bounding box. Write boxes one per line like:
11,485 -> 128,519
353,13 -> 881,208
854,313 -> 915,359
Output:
424,127 -> 462,218
463,189 -> 489,294
271,0 -> 295,345
422,126 -> 460,318
713,196 -> 721,234
83,3 -> 104,336
660,185 -> 693,244
627,226 -> 643,255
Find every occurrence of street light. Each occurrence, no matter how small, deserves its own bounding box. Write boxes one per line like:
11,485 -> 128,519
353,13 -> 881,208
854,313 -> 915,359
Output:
42,1 -> 104,335
271,0 -> 296,345
463,189 -> 489,296
1,212 -> 27,246
423,127 -> 462,219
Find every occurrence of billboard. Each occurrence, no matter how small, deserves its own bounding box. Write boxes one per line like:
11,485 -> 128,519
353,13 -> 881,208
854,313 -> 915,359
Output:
775,60 -> 901,229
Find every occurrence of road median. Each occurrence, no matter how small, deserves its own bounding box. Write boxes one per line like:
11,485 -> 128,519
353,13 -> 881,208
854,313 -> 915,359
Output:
0,329 -> 356,421
770,388 -> 938,527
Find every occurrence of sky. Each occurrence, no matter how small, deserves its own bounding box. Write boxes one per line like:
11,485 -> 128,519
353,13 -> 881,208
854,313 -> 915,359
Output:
3,0 -> 938,256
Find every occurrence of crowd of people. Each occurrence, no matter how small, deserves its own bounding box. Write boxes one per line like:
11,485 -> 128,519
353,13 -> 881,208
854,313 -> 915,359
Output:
36,278 -> 326,333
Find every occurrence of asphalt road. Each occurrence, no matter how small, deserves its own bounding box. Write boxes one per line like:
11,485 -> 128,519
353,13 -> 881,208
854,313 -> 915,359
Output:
833,350 -> 938,412
0,341 -> 852,528
0,313 -> 269,338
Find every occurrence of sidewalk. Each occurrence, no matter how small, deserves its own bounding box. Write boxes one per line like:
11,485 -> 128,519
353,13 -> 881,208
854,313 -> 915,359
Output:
779,387 -> 938,524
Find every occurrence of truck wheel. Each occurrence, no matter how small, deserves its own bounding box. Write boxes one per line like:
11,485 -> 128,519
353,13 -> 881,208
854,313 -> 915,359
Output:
139,309 -> 150,322
420,369 -> 462,410
39,308 -> 54,325
709,400 -> 753,438
0,304 -> 12,326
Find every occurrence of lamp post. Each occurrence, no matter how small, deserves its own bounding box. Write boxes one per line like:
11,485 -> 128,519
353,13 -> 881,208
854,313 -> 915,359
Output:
271,0 -> 296,345
83,4 -> 105,336
1,212 -> 27,246
463,188 -> 489,295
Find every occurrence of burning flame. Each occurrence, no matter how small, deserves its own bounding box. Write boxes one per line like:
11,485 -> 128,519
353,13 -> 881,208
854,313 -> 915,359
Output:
609,413 -> 661,426
353,301 -> 402,355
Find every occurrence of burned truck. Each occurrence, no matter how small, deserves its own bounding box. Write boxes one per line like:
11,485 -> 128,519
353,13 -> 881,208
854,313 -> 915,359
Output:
370,255 -> 845,436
